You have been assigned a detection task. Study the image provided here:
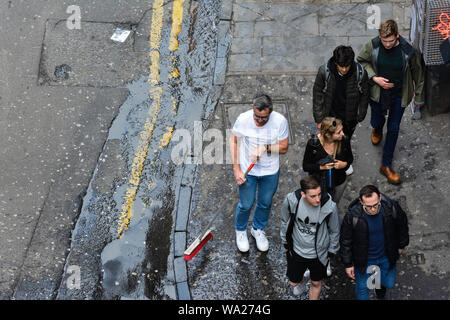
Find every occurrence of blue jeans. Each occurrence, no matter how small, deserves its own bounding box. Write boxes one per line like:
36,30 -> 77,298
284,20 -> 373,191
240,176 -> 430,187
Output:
354,256 -> 397,300
235,170 -> 280,231
370,97 -> 405,167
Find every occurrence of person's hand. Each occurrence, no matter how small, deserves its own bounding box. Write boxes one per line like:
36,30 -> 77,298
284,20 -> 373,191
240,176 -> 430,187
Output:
317,123 -> 322,130
373,76 -> 394,90
249,145 -> 267,163
320,162 -> 335,171
345,267 -> 355,280
398,249 -> 404,255
234,168 -> 246,186
334,160 -> 347,170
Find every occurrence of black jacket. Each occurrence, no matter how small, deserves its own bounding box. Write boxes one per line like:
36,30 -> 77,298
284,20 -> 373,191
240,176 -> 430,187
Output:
302,135 -> 353,191
339,194 -> 409,272
313,59 -> 370,125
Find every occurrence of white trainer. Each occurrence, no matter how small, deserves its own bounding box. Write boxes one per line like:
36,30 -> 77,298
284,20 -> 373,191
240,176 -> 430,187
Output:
250,228 -> 269,252
236,230 -> 249,253
346,164 -> 354,176
327,262 -> 332,277
292,282 -> 307,296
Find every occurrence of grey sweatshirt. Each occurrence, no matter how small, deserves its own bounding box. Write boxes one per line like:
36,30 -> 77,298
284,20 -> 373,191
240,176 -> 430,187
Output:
280,191 -> 340,267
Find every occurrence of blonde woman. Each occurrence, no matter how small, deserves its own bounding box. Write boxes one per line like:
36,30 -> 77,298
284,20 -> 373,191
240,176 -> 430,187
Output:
302,117 -> 353,202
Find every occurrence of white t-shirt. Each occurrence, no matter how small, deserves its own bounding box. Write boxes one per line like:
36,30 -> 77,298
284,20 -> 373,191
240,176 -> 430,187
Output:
232,110 -> 289,176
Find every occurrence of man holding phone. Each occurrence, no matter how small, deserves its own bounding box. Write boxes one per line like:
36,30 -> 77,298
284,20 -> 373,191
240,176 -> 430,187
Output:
357,19 -> 424,185
229,94 -> 289,253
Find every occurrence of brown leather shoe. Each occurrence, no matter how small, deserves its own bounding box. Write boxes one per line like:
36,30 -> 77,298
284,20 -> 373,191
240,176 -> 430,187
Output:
380,165 -> 401,185
371,128 -> 382,145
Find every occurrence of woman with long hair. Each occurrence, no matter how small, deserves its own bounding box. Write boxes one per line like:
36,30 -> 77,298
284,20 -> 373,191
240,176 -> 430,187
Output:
302,117 -> 353,202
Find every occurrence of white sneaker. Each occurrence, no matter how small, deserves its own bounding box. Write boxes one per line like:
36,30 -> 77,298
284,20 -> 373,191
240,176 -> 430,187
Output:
292,282 -> 307,296
346,164 -> 354,176
236,230 -> 249,253
250,228 -> 269,252
327,263 -> 332,277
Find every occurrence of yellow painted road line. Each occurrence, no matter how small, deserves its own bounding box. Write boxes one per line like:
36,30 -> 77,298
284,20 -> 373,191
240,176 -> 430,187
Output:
169,0 -> 184,52
117,0 -> 164,236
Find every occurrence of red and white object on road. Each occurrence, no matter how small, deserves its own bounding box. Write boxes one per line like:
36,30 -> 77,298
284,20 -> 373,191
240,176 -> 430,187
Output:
183,162 -> 255,261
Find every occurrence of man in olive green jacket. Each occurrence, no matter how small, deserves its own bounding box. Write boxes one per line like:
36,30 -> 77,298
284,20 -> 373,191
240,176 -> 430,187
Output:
357,19 -> 424,185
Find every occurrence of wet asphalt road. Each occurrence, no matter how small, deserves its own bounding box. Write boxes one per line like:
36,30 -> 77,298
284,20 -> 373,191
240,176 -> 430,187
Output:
1,0 -> 224,299
1,0 -> 449,301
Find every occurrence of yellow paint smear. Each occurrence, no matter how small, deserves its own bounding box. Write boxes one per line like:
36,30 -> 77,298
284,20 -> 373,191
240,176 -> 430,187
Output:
160,126 -> 174,149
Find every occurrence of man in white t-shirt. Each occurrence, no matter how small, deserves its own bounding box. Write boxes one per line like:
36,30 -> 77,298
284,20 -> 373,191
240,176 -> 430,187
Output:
229,94 -> 289,252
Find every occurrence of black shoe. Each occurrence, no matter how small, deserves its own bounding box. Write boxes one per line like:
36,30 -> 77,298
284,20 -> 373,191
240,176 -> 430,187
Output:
375,286 -> 387,299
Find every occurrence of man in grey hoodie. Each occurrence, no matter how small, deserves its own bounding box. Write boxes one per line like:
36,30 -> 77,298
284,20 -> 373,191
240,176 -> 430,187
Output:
280,175 -> 340,299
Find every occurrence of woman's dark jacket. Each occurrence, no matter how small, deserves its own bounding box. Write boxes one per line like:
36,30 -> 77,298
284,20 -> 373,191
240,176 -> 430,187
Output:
339,194 -> 409,272
302,135 -> 353,191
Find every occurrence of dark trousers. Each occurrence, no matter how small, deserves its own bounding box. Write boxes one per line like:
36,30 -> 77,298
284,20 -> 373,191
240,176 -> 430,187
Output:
370,97 -> 405,167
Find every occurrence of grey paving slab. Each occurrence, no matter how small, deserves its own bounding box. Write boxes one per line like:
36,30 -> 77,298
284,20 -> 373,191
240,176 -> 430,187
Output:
217,21 -> 231,58
228,53 -> 261,72
176,281 -> 191,300
319,3 -> 393,37
213,57 -> 228,85
174,231 -> 187,258
261,36 -> 349,72
233,21 -> 254,38
220,0 -> 233,21
174,257 -> 188,283
233,2 -> 272,22
230,37 -> 260,55
175,186 -> 192,232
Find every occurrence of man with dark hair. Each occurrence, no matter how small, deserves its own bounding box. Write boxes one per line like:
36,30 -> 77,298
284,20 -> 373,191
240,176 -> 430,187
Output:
230,93 -> 289,253
280,175 -> 340,299
357,19 -> 424,184
339,185 -> 409,300
313,45 -> 369,175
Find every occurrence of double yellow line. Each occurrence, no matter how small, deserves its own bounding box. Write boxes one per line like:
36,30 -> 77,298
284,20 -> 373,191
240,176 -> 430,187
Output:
117,0 -> 184,236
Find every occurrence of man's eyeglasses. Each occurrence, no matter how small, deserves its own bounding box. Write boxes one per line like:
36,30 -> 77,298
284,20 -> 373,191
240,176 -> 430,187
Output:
362,201 -> 381,214
253,113 -> 270,121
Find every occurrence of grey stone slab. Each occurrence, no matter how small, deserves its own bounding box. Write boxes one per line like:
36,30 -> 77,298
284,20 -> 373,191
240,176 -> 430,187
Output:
181,164 -> 197,187
213,57 -> 228,85
230,37 -> 260,54
319,3 -> 393,37
220,0 -> 233,21
217,21 -> 232,58
233,2 -> 272,22
233,21 -> 254,38
174,231 -> 187,258
39,20 -> 148,87
174,257 -> 188,283
176,281 -> 191,300
263,3 -> 320,24
350,36 -> 372,57
175,186 -> 192,232
228,53 -> 261,72
262,36 -> 348,71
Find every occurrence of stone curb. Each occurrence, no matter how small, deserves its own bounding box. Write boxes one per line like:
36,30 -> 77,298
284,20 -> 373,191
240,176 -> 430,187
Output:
172,0 -> 233,300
